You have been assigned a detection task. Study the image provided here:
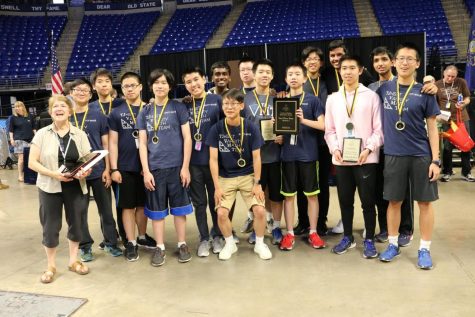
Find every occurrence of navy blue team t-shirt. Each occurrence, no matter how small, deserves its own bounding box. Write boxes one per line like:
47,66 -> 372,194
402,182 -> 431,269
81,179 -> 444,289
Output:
136,99 -> 190,171
9,114 -> 35,141
183,94 -> 222,166
378,80 -> 440,157
281,93 -> 324,162
89,98 -> 124,116
206,118 -> 264,178
70,108 -> 108,180
243,91 -> 281,164
108,102 -> 143,172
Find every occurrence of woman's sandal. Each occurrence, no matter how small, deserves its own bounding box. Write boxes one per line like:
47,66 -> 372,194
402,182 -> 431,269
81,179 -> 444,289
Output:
40,267 -> 56,284
68,261 -> 89,275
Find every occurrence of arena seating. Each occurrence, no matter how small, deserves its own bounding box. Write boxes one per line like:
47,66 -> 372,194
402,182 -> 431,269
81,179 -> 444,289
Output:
371,0 -> 457,57
465,0 -> 475,15
223,0 -> 359,47
66,11 -> 159,81
0,16 -> 66,86
150,5 -> 231,54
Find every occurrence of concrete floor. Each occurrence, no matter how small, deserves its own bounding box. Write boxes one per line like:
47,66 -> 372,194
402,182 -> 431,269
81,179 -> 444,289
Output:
0,167 -> 475,317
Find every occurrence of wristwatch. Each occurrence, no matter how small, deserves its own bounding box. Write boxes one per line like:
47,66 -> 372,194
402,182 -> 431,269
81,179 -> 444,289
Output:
431,160 -> 441,167
254,179 -> 262,185
110,169 -> 119,174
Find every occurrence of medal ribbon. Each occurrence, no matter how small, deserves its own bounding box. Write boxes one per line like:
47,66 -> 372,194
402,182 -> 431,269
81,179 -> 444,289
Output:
126,101 -> 144,125
192,94 -> 207,131
341,86 -> 358,119
224,117 -> 244,157
307,75 -> 320,97
253,90 -> 270,116
335,68 -> 341,87
443,80 -> 454,106
73,107 -> 88,131
396,80 -> 415,117
154,99 -> 169,133
98,98 -> 112,115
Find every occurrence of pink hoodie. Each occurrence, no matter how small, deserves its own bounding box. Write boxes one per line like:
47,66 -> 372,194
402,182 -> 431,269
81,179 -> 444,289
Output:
324,84 -> 383,166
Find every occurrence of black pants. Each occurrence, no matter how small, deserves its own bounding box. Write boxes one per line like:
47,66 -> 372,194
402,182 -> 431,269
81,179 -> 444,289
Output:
297,144 -> 331,232
335,164 -> 377,239
190,165 -> 220,241
112,182 -> 126,242
442,121 -> 472,176
39,181 -> 87,248
80,177 -> 118,249
375,150 -> 414,235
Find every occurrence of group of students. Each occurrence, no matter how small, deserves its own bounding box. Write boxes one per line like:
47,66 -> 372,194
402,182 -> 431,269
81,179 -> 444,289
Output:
30,39 -> 466,283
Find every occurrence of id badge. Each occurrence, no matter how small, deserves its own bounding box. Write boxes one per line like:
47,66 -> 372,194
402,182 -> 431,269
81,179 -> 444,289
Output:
135,138 -> 139,149
195,141 -> 202,151
290,135 -> 296,145
445,102 -> 450,109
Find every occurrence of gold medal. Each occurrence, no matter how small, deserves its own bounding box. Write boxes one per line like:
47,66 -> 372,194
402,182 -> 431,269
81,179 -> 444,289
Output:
237,158 -> 246,167
132,130 -> 139,139
194,133 -> 203,142
395,120 -> 405,131
152,134 -> 159,144
396,80 -> 415,131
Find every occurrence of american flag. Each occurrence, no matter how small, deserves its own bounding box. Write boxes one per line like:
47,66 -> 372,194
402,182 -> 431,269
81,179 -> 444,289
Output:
51,32 -> 63,95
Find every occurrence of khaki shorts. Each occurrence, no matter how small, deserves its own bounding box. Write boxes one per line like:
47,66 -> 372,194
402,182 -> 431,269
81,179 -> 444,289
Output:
216,174 -> 265,211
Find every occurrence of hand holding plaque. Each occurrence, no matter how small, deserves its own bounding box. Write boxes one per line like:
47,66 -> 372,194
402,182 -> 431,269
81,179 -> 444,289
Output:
342,137 -> 362,163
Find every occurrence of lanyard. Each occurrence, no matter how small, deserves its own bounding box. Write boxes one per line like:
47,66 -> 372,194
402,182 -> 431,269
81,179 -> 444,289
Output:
335,68 -> 341,88
224,117 -> 244,157
98,98 -> 112,115
396,80 -> 415,117
192,95 -> 207,131
307,75 -> 320,97
56,131 -> 72,165
443,80 -> 454,101
253,90 -> 270,116
126,101 -> 143,125
153,99 -> 169,133
341,86 -> 358,119
73,108 -> 88,131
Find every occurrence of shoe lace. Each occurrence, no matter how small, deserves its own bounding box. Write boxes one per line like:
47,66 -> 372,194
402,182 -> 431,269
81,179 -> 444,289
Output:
364,240 -> 375,252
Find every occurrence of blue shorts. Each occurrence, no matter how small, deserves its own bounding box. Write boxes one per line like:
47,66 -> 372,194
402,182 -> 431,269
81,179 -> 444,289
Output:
144,167 -> 193,220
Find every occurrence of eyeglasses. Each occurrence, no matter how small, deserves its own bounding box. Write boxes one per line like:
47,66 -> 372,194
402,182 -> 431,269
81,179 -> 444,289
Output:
395,56 -> 418,64
121,83 -> 141,90
223,102 -> 242,108
72,88 -> 91,94
306,57 -> 321,62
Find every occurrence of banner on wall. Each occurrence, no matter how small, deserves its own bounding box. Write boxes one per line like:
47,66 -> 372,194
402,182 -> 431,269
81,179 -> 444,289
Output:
177,0 -> 229,5
0,4 -> 67,12
84,1 -> 162,11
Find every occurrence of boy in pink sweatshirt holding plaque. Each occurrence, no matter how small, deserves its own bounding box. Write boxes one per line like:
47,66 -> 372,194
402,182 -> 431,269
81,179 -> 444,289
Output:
324,54 -> 383,258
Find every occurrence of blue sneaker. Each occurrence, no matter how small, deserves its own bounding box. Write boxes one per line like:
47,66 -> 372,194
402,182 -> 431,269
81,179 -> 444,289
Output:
80,247 -> 94,262
247,231 -> 256,244
363,239 -> 378,259
379,244 -> 400,262
374,231 -> 388,243
398,233 -> 413,247
271,227 -> 283,245
105,245 -> 123,257
331,236 -> 356,255
417,248 -> 433,270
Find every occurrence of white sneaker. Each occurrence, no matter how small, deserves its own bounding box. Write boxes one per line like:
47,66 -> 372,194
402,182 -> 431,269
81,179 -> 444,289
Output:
218,241 -> 238,260
362,229 -> 366,239
212,236 -> 224,254
331,219 -> 344,234
232,231 -> 240,244
197,240 -> 210,257
463,174 -> 475,182
254,243 -> 272,260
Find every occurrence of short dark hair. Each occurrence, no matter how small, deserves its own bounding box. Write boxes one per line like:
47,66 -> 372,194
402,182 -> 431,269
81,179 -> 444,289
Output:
71,77 -> 93,92
301,46 -> 324,63
222,88 -> 245,103
238,55 -> 254,68
285,60 -> 306,74
181,66 -> 205,83
121,72 -> 142,85
211,61 -> 231,76
149,68 -> 175,89
252,58 -> 274,74
90,68 -> 112,84
328,39 -> 347,53
63,81 -> 73,95
370,46 -> 394,62
339,54 -> 363,68
395,42 -> 421,61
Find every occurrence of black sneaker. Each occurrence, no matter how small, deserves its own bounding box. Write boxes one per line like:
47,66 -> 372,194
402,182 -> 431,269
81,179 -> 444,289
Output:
137,234 -> 157,249
124,242 -> 139,262
177,244 -> 192,263
98,241 -> 105,250
293,224 -> 309,236
151,248 -> 166,267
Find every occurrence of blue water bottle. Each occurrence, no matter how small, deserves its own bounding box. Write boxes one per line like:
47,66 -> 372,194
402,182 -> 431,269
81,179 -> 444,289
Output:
458,93 -> 463,105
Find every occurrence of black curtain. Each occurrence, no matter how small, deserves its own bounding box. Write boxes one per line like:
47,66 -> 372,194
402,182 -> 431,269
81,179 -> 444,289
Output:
205,45 -> 266,74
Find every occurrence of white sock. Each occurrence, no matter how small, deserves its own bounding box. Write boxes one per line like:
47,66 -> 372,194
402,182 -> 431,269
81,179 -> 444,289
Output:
177,241 -> 186,248
388,235 -> 398,247
130,240 -> 137,246
138,235 -> 146,240
266,212 -> 273,222
157,243 -> 165,250
287,230 -> 294,236
255,236 -> 264,246
309,229 -> 316,234
419,240 -> 431,251
273,220 -> 281,229
224,235 -> 235,245
248,211 -> 254,220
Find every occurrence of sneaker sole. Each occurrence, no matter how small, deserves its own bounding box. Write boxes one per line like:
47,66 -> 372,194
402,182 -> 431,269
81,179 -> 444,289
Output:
126,255 -> 140,262
379,253 -> 400,262
332,242 -> 356,254
178,257 -> 192,263
279,243 -> 294,251
417,264 -> 433,270
151,256 -> 166,267
137,244 -> 157,250
309,241 -> 327,249
197,252 -> 210,257
363,252 -> 379,259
